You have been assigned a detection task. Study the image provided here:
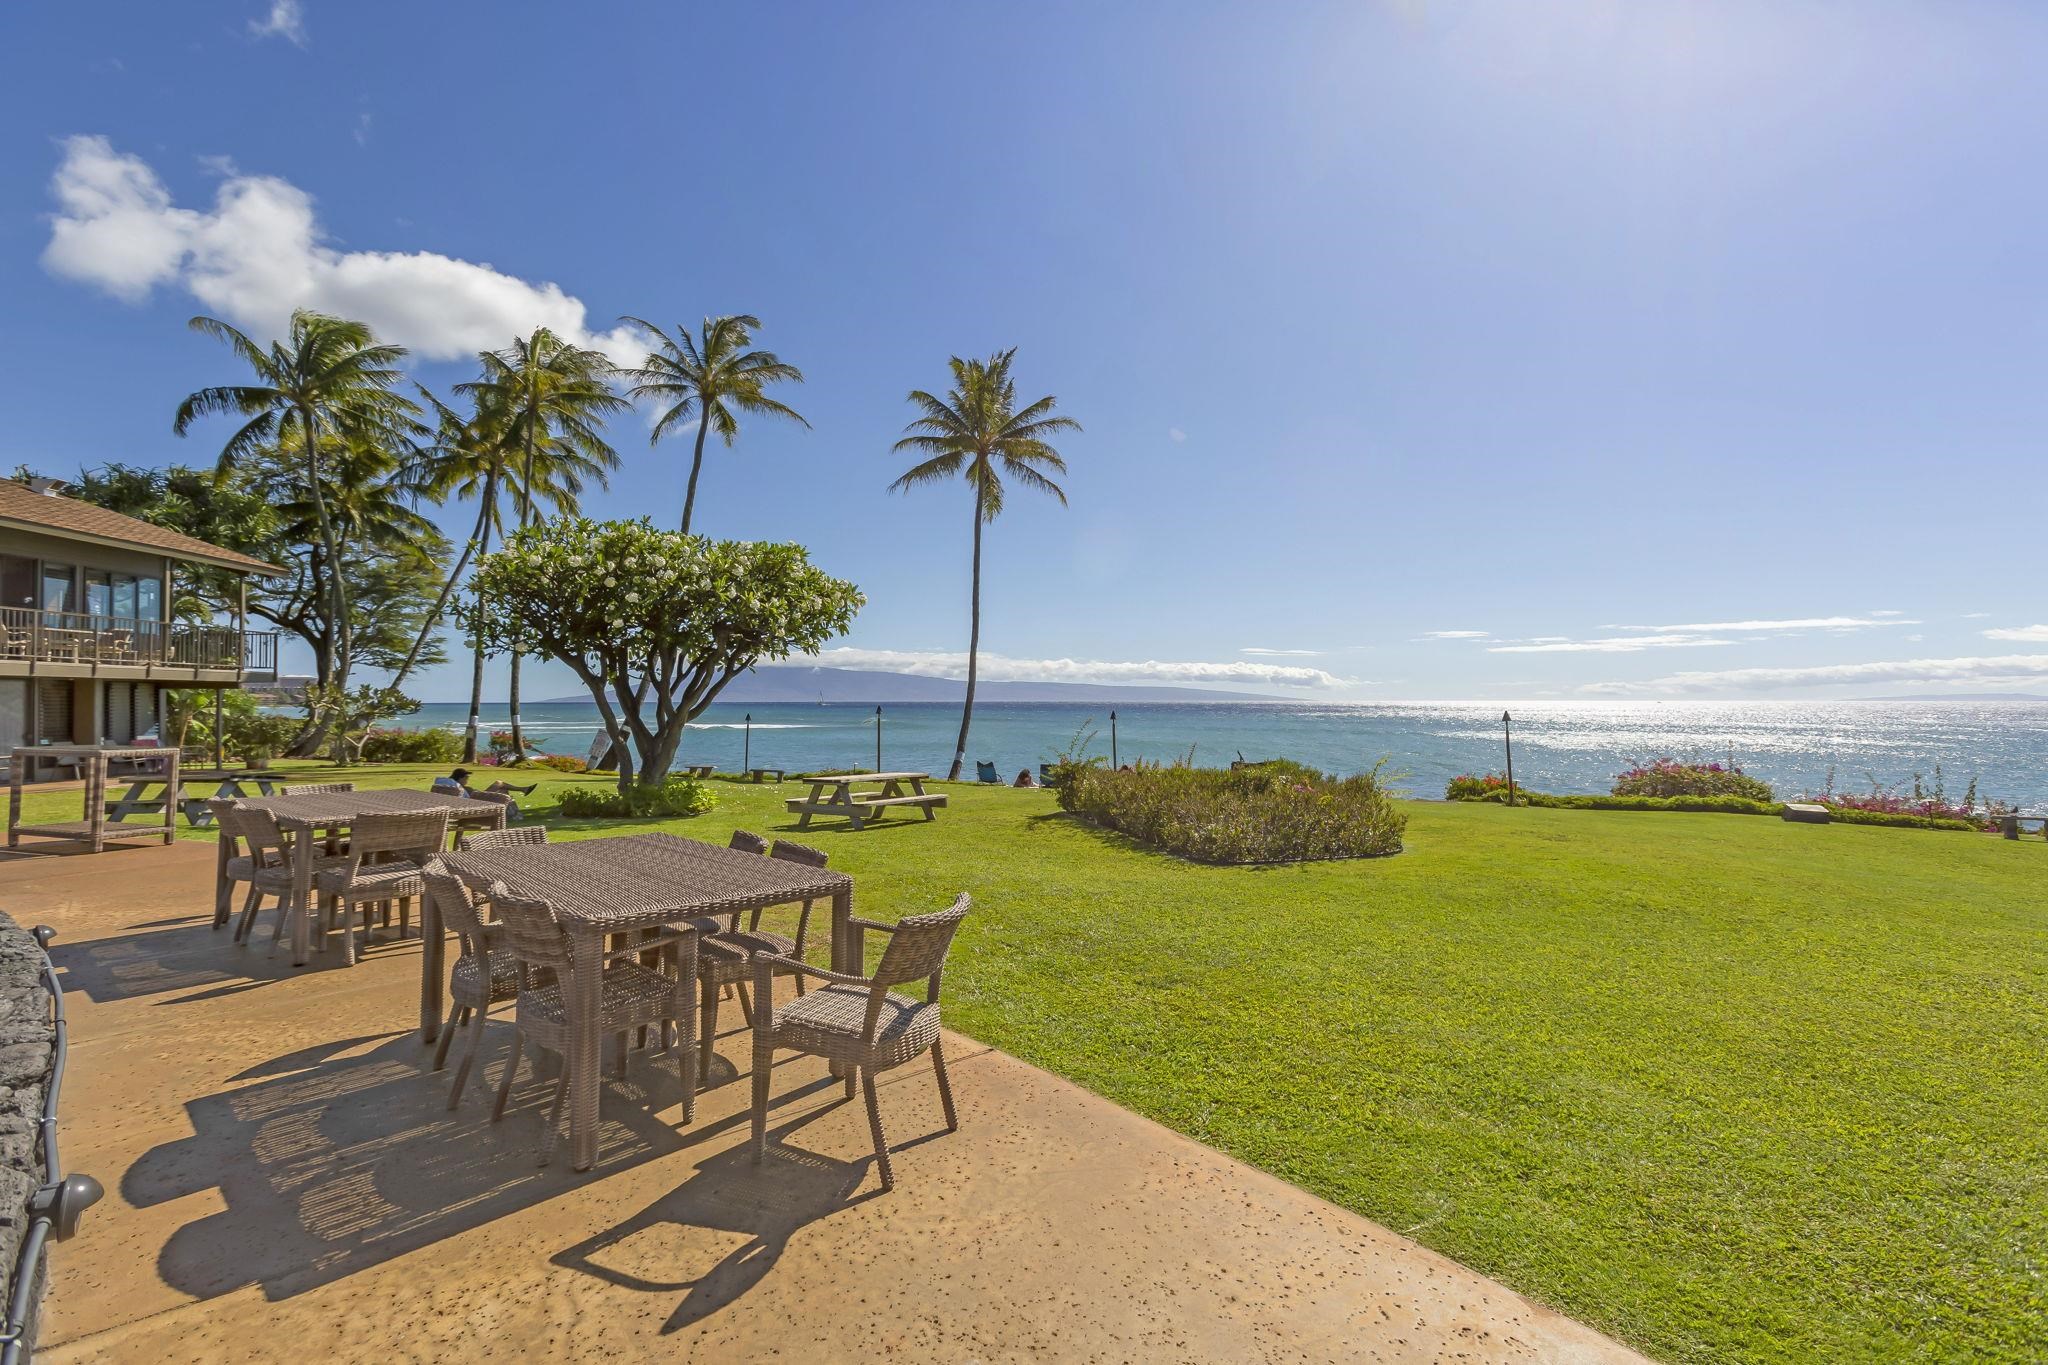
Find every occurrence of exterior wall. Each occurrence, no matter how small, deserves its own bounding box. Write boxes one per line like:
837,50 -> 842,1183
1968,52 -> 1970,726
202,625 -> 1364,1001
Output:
0,527 -> 169,609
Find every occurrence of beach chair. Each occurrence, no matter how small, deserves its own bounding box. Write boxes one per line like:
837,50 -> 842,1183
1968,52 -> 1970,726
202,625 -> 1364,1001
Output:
975,761 -> 1000,784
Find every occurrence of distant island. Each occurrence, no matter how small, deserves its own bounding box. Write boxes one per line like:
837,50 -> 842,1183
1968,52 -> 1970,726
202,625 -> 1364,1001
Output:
1865,693 -> 2048,703
540,664 -> 1288,706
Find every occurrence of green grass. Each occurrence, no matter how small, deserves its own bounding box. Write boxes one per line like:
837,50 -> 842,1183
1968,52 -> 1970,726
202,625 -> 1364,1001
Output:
74,762 -> 2048,1362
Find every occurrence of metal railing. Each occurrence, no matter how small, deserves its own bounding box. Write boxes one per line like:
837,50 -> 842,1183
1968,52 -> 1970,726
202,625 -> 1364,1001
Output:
0,606 -> 277,676
0,926 -> 101,1365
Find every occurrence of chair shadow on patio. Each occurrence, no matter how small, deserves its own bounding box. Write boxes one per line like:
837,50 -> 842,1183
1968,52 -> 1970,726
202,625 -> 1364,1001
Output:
123,1026 -> 708,1303
48,912 -> 319,1007
551,1110 -> 885,1334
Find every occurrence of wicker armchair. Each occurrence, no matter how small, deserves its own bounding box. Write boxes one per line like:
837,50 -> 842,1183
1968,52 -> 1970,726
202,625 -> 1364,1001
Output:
688,832 -> 808,1079
457,825 -> 549,852
279,782 -> 356,796
750,894 -> 970,1191
210,798 -> 246,929
728,829 -> 769,856
420,863 -> 522,1108
485,884 -> 697,1166
215,805 -> 349,948
313,811 -> 450,965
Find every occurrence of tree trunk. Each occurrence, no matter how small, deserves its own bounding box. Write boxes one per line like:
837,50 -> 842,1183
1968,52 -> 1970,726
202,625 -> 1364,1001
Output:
462,517 -> 494,764
947,469 -> 985,782
680,406 -> 713,534
299,404 -> 351,690
391,470 -> 495,689
507,428 -> 536,760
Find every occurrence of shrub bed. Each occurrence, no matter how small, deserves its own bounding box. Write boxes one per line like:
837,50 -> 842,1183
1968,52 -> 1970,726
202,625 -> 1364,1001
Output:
357,726 -> 463,763
1613,759 -> 1775,802
1054,758 -> 1405,864
557,775 -> 715,819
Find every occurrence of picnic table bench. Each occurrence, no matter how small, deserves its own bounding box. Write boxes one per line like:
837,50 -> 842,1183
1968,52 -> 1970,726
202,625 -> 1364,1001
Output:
749,767 -> 785,783
785,771 -> 946,830
682,764 -> 715,780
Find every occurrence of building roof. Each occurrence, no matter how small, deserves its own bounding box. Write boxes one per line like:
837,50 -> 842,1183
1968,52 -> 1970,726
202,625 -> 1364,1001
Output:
0,480 -> 285,576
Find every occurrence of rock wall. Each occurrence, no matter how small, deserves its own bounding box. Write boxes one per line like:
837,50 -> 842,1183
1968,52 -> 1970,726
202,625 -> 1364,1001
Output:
0,914 -> 53,1354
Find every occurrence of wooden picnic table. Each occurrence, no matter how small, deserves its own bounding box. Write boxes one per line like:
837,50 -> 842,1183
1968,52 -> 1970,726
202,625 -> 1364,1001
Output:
785,771 -> 946,830
233,788 -> 507,967
105,770 -> 280,827
442,831 -> 853,1172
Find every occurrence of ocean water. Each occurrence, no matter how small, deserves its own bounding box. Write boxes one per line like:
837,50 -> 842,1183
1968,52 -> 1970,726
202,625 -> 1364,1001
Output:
397,699 -> 2048,809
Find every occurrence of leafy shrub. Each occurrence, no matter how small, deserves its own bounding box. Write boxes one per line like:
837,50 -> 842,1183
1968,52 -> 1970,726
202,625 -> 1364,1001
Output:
357,726 -> 463,763
1056,758 -> 1405,864
532,753 -> 587,773
1818,804 -> 1978,832
225,712 -> 300,761
557,775 -> 715,820
1612,758 -> 1775,802
1446,772 -> 1513,801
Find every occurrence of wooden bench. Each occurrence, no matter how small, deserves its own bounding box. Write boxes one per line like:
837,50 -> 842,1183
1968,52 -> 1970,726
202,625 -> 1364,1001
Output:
785,772 -> 942,830
749,767 -> 786,784
682,765 -> 715,780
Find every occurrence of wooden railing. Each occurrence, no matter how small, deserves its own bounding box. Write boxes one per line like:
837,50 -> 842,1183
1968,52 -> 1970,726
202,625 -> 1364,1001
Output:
0,606 -> 278,677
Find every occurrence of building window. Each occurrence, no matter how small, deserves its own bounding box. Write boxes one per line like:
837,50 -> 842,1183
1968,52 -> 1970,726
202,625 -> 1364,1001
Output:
40,564 -> 74,623
0,682 -> 24,752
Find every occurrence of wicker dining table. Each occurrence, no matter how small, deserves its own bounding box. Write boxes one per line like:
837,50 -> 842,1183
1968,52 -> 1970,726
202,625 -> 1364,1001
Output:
441,831 -> 854,1172
233,788 -> 508,967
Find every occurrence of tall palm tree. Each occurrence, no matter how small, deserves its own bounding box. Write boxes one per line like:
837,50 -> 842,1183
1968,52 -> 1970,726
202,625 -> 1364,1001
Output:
890,350 -> 1079,780
174,310 -> 424,689
389,392 -> 513,702
457,329 -> 624,756
621,313 -> 808,534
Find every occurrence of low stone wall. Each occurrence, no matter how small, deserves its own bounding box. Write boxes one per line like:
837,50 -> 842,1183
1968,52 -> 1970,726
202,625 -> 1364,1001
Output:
0,914 -> 53,1356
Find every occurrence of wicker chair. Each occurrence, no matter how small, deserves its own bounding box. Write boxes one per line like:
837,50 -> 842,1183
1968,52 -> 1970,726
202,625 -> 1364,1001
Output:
313,811 -> 450,965
216,805 -> 349,948
210,798 -> 246,929
485,884 -> 697,1166
279,782 -> 356,796
750,894 -> 970,1191
687,832 -> 803,1079
728,829 -> 769,857
457,824 -> 550,852
420,862 -> 522,1108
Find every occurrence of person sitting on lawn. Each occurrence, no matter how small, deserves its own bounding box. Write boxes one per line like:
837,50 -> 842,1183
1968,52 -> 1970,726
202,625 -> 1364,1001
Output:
432,766 -> 474,797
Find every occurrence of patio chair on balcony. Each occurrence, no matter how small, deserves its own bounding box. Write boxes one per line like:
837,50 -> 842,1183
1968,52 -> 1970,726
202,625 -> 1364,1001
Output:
313,811 -> 450,965
456,825 -> 550,852
485,884 -> 696,1167
692,838 -> 830,1081
750,894 -> 971,1192
420,863 -> 522,1109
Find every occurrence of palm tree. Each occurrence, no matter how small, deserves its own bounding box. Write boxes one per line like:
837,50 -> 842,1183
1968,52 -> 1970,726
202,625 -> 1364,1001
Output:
457,329 -> 624,757
175,310 -> 424,689
620,314 -> 808,534
890,349 -> 1079,780
389,392 -> 513,702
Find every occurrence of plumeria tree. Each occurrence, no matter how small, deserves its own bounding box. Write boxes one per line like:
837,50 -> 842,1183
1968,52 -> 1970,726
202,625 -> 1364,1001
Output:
466,519 -> 862,791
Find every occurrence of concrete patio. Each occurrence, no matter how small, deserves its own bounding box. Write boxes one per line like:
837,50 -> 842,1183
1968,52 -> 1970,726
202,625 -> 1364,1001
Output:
11,840 -> 1645,1363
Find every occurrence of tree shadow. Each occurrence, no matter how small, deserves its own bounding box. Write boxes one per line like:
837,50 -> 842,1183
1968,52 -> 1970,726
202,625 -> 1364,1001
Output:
551,1101 -> 884,1333
46,914 -> 337,1006
124,1026 -> 703,1303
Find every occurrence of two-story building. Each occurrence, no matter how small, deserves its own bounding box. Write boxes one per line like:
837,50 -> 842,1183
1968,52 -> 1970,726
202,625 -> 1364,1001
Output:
0,478 -> 282,769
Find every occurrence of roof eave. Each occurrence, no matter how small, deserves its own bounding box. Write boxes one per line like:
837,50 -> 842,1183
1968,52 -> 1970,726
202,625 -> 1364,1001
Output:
0,515 -> 288,578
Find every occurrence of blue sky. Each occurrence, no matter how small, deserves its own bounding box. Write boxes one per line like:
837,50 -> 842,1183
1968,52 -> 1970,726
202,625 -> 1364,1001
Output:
5,1 -> 2047,703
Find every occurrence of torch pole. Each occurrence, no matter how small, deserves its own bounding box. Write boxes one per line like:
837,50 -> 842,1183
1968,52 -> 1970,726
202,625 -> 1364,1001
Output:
875,705 -> 883,773
743,713 -> 751,774
1111,710 -> 1118,768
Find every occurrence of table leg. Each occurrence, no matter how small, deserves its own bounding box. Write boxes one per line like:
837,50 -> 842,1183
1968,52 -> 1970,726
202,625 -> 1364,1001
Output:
419,888 -> 446,1044
290,828 -> 315,967
213,828 -> 232,928
569,926 -> 603,1171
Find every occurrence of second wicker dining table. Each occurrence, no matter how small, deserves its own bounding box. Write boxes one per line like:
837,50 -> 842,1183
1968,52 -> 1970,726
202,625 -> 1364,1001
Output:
441,831 -> 854,1171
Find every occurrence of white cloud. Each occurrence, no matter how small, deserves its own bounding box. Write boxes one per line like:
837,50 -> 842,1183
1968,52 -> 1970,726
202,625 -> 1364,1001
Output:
1983,624 -> 2048,642
1168,427 -> 1187,443
1240,646 -> 1322,657
1488,633 -> 1732,654
1422,630 -> 1490,640
249,0 -> 307,46
1963,612 -> 1991,619
807,647 -> 1345,690
1609,615 -> 1918,633
42,136 -> 644,364
1588,653 -> 2048,695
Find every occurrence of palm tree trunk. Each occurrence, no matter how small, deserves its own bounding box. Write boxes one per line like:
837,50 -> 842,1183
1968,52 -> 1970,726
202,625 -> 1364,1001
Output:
299,404 -> 351,688
507,429 -> 535,760
390,476 -> 494,689
462,518 -> 494,764
947,479 -> 984,782
680,412 -> 712,534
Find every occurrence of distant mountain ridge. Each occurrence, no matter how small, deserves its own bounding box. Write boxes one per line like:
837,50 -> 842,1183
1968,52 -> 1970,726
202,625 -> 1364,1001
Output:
539,664 -> 1286,705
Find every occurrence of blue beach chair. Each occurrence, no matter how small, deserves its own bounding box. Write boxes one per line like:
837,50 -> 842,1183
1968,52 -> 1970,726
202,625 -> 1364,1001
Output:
976,761 -> 1001,784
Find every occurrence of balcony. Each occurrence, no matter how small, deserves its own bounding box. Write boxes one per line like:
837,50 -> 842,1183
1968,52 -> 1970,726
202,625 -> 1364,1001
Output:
0,605 -> 278,683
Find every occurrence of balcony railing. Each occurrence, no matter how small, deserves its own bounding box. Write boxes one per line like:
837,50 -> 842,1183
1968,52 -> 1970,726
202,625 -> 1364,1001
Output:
0,605 -> 278,677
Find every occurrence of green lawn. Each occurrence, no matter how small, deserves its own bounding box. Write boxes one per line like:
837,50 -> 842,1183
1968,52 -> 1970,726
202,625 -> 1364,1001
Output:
61,762 -> 2048,1362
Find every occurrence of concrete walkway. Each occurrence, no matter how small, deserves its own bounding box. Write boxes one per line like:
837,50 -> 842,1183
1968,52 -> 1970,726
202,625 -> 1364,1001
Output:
9,841 -> 1646,1363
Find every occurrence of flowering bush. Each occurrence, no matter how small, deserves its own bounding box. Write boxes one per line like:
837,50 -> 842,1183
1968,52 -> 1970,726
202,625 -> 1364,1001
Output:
558,775 -> 715,819
1803,766 -> 2010,831
1056,758 -> 1405,863
1446,772 -> 1514,801
532,753 -> 587,773
1612,759 -> 1774,803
